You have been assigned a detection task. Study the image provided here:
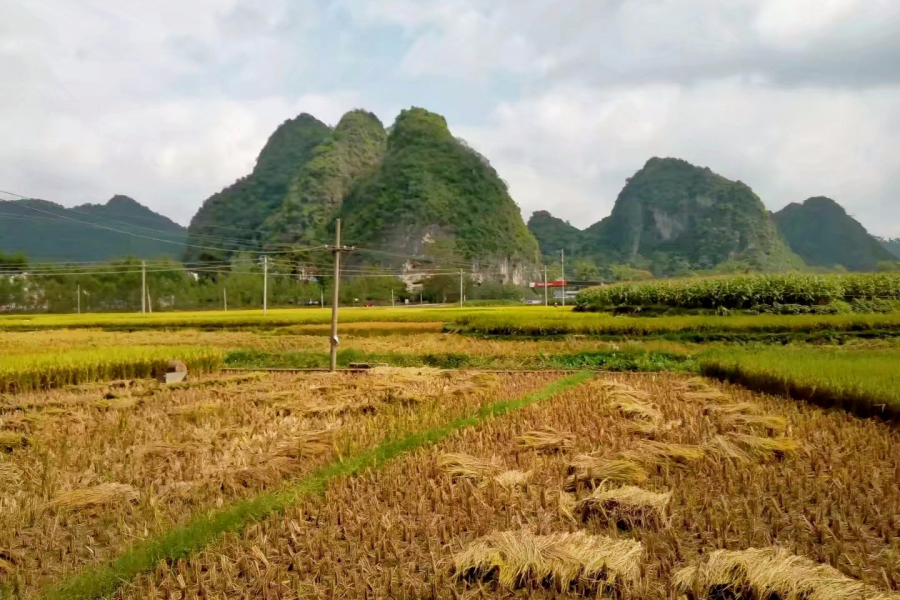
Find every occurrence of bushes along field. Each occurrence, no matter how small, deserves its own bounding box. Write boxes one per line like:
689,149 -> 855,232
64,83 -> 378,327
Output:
575,272 -> 900,311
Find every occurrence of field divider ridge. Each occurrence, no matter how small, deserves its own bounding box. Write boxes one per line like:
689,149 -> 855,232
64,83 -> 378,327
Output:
40,370 -> 595,600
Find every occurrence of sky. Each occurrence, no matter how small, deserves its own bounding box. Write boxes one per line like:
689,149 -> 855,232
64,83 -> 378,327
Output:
2,0 -> 899,237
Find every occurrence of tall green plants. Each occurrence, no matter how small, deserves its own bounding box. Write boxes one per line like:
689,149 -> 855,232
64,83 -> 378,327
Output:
575,273 -> 900,311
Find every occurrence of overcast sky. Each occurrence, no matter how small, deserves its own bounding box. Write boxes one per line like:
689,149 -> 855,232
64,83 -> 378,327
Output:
2,0 -> 899,236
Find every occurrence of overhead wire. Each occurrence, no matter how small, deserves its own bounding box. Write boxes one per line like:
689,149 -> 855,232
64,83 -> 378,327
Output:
0,188 -> 324,253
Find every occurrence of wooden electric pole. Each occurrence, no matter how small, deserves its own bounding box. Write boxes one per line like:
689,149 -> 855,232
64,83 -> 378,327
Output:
543,266 -> 548,306
141,260 -> 146,314
326,219 -> 355,371
76,284 -> 80,314
560,249 -> 566,307
460,269 -> 464,308
262,255 -> 268,316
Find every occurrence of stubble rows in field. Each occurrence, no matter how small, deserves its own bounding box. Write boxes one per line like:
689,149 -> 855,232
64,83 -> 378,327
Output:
114,373 -> 900,599
0,369 -> 558,596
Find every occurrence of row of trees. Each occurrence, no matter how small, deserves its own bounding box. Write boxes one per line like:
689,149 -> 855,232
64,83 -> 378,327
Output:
0,253 -> 536,313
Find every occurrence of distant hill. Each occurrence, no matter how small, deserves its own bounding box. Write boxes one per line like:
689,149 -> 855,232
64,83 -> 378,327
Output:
187,106 -> 540,282
529,157 -> 804,275
878,237 -> 900,259
773,197 -> 895,271
0,195 -> 186,261
528,211 -> 582,257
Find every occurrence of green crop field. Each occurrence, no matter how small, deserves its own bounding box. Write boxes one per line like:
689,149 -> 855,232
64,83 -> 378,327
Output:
575,272 -> 900,312
701,346 -> 900,418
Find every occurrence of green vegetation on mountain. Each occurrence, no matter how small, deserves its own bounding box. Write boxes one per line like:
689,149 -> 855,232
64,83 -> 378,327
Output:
773,196 -> 894,271
182,107 -> 538,279
527,211 -> 582,257
183,114 -> 332,263
338,108 -> 540,267
262,110 -> 387,248
528,157 -> 804,278
0,195 -> 186,261
877,237 -> 900,259
587,158 -> 803,271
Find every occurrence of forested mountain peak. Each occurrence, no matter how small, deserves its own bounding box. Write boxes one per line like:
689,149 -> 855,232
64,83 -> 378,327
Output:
183,113 -> 332,262
585,156 -> 802,272
336,107 -> 540,279
184,106 -> 538,282
262,109 -> 388,248
527,211 -> 582,257
0,195 -> 186,261
774,196 -> 895,271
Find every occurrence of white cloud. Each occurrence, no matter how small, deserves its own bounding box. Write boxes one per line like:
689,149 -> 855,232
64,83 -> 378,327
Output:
754,0 -> 866,46
455,80 -> 900,236
2,0 -> 899,244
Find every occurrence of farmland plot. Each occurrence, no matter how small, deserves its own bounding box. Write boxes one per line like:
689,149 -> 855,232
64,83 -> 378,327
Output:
0,369 -> 558,596
114,373 -> 900,599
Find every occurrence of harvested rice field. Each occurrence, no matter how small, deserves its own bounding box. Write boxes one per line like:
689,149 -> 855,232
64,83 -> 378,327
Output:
0,368 -> 559,596
110,372 -> 900,600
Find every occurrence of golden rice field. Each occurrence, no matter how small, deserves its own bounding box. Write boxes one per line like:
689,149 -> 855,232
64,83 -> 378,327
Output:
0,327 -> 693,357
0,368 -> 557,597
107,373 -> 900,600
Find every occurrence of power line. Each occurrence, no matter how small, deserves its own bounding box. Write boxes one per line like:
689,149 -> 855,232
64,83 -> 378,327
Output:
0,188 -> 327,254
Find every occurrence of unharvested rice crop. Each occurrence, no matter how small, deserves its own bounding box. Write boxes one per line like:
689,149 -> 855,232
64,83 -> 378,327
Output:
0,346 -> 223,393
450,310 -> 900,340
110,372 -> 900,599
0,368 -> 556,596
702,346 -> 900,418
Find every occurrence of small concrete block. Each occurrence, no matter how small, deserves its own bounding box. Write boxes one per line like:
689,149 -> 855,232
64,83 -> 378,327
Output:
163,371 -> 188,384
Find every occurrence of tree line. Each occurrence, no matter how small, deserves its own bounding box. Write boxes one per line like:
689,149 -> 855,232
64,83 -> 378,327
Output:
0,252 -> 535,313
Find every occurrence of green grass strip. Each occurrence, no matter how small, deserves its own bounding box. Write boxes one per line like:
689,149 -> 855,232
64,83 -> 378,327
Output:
42,370 -> 594,600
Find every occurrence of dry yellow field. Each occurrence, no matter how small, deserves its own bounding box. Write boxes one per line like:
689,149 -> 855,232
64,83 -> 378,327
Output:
0,368 -> 558,595
0,328 -> 692,356
110,373 -> 900,599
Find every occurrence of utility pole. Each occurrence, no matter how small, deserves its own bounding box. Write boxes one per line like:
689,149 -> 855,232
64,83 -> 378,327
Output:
320,289 -> 324,308
560,249 -> 566,307
326,219 -> 355,371
391,288 -> 395,307
460,269 -> 464,308
76,284 -> 81,315
141,260 -> 146,314
262,255 -> 268,316
544,266 -> 548,306
223,287 -> 227,311
147,287 -> 152,313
